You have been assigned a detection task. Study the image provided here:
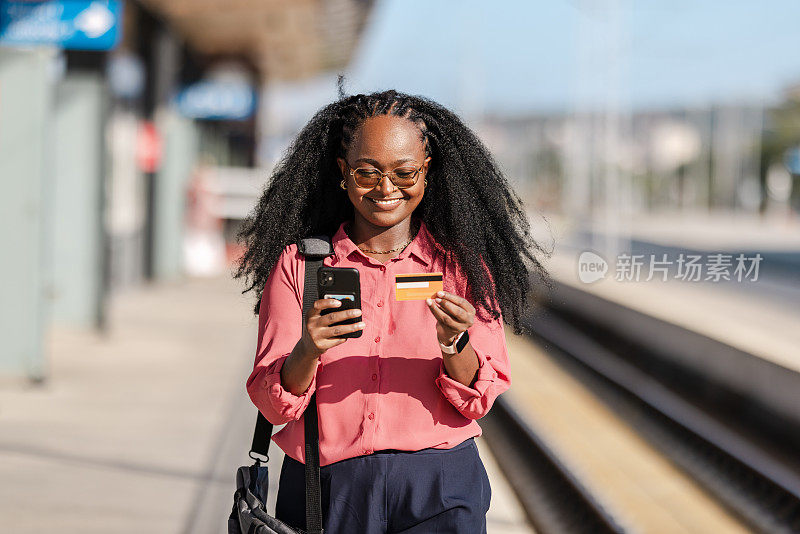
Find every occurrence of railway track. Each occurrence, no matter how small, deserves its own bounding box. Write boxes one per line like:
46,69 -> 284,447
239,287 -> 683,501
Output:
481,395 -> 625,534
483,286 -> 800,534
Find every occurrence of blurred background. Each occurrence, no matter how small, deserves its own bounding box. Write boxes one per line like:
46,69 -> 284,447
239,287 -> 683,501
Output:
1,1 -> 799,532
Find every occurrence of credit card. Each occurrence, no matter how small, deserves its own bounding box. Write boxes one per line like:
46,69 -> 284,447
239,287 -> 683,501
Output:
395,272 -> 444,301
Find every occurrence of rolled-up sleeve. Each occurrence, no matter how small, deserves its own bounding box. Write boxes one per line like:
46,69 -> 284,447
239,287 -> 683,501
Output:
435,307 -> 511,420
246,244 -> 316,425
435,258 -> 512,420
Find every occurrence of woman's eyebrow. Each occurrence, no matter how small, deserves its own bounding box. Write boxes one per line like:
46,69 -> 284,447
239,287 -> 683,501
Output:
354,157 -> 416,166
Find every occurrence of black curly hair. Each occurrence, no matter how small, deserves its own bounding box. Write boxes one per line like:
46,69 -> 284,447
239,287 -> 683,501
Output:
233,89 -> 551,334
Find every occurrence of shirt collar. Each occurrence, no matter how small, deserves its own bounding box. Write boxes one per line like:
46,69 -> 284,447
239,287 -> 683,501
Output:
331,218 -> 435,267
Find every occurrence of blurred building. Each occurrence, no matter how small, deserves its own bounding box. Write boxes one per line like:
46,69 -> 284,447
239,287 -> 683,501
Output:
0,0 -> 373,380
475,100 -> 798,219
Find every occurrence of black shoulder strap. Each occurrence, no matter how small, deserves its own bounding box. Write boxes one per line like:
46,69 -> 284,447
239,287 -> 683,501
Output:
249,235 -> 332,534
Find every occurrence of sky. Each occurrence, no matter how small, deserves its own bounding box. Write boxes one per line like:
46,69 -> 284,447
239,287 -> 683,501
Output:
347,0 -> 800,115
262,0 -> 800,140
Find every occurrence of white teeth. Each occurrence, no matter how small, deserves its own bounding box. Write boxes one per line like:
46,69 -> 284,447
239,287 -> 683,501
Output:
371,198 -> 401,204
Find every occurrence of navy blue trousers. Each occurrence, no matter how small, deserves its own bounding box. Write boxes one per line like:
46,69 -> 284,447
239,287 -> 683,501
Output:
275,437 -> 491,533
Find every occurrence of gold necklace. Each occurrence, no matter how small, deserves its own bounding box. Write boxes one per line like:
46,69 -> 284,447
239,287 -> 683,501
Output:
353,221 -> 420,254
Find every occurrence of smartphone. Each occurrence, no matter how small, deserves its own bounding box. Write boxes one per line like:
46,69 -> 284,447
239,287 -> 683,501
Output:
317,267 -> 362,338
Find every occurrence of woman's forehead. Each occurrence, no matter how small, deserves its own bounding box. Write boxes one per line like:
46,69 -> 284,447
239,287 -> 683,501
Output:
348,115 -> 426,161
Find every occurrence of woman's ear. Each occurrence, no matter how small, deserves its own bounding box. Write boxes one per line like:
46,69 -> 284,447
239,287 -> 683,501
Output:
336,157 -> 347,177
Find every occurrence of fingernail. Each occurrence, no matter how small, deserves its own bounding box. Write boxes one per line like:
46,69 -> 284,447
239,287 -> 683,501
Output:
435,298 -> 442,303
425,298 -> 433,305
357,322 -> 365,328
436,291 -> 444,297
354,309 -> 362,316
333,300 -> 341,306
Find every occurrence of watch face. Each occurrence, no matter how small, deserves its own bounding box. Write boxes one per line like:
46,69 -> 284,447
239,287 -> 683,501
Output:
455,330 -> 469,353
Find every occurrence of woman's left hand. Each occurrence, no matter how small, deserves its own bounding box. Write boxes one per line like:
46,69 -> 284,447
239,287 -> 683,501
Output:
426,290 -> 475,346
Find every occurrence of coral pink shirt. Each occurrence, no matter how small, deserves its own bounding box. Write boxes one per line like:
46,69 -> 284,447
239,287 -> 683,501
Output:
246,219 -> 511,466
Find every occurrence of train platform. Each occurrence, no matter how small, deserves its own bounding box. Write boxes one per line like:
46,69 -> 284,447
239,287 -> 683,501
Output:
545,250 -> 800,373
537,210 -> 800,374
0,275 -> 532,533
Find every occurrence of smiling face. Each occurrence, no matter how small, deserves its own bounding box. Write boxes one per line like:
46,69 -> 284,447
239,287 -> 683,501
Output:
337,114 -> 430,231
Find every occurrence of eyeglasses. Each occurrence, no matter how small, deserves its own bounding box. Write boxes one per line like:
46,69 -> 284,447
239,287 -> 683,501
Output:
348,158 -> 430,189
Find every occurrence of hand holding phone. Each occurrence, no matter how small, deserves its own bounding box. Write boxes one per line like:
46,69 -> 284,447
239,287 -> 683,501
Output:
299,267 -> 364,358
301,298 -> 365,357
317,267 -> 363,339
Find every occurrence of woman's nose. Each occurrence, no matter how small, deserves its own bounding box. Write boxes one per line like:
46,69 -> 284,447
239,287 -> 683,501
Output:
376,174 -> 397,196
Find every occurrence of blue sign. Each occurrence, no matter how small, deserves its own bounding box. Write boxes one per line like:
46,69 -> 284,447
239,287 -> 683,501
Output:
0,1 -> 122,51
175,81 -> 257,121
785,146 -> 800,175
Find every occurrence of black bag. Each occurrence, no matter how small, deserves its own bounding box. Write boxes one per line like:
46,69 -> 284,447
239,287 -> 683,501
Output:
228,235 -> 333,534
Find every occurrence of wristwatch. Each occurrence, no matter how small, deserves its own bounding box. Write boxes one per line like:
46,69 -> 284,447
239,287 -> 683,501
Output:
439,330 -> 470,354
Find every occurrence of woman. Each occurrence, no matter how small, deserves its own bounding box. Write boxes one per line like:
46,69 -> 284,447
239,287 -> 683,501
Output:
235,90 -> 549,533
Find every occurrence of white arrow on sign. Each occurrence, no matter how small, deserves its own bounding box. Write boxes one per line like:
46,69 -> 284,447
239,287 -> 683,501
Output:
74,2 -> 115,38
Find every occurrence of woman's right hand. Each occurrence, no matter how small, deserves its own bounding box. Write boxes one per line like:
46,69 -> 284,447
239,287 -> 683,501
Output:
301,299 -> 365,358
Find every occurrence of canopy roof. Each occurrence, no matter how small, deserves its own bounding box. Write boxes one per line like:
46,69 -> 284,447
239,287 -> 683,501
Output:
138,0 -> 372,80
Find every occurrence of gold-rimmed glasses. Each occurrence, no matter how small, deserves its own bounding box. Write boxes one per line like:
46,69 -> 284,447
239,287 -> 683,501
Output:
348,158 -> 430,189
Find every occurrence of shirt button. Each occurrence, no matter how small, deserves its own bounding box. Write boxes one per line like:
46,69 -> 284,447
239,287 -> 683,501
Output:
371,373 -> 378,381
377,301 -> 383,307
368,413 -> 375,420
374,336 -> 381,343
